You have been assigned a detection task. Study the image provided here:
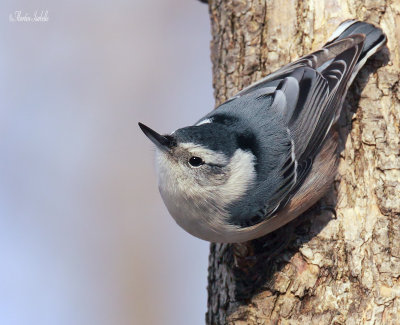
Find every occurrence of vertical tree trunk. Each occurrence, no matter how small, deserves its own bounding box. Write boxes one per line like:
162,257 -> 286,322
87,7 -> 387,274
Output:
206,1 -> 400,324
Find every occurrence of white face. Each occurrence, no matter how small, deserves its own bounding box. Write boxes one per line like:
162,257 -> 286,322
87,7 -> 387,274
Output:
155,142 -> 256,242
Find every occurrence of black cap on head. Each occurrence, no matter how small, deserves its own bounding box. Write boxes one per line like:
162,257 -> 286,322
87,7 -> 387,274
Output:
173,123 -> 237,157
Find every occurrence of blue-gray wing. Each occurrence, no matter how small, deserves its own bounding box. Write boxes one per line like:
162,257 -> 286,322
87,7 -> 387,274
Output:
230,35 -> 366,226
237,35 -> 365,155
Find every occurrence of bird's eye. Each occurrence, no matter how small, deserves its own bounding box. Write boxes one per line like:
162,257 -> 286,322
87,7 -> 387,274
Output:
188,156 -> 204,167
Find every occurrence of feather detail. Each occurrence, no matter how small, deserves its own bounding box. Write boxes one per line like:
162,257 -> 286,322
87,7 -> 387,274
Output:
224,21 -> 386,229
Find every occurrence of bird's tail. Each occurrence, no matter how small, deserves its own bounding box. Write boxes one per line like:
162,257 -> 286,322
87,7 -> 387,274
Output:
325,20 -> 387,83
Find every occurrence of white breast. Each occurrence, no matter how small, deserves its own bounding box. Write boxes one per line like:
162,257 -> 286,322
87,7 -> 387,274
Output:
155,148 -> 257,242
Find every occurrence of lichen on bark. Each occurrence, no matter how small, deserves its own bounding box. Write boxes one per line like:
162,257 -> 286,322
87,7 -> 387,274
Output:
206,0 -> 400,324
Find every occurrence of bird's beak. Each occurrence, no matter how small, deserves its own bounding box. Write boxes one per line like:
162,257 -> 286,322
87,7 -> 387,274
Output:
138,122 -> 174,152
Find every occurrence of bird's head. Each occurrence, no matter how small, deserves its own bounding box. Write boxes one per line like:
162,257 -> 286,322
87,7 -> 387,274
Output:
138,121 -> 257,242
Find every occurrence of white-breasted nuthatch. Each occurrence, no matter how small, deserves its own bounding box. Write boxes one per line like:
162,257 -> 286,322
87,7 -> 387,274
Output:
139,20 -> 386,243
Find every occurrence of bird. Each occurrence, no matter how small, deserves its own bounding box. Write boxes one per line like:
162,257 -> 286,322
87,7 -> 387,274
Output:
139,20 -> 387,243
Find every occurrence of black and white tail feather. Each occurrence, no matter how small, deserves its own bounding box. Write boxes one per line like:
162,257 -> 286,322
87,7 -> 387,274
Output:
230,20 -> 386,224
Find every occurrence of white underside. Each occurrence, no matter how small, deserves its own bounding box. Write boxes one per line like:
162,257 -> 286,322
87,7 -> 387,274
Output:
156,147 -> 256,242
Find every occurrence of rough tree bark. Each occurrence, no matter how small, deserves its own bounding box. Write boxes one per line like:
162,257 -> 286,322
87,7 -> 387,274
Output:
205,1 -> 400,324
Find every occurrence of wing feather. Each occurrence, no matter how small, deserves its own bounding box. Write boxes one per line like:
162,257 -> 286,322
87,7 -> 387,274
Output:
237,35 -> 365,222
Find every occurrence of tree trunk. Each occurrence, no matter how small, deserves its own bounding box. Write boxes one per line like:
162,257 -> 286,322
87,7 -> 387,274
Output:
206,1 -> 400,324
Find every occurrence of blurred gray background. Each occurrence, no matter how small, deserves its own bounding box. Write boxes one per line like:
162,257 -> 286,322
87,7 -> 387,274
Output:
0,1 -> 213,324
